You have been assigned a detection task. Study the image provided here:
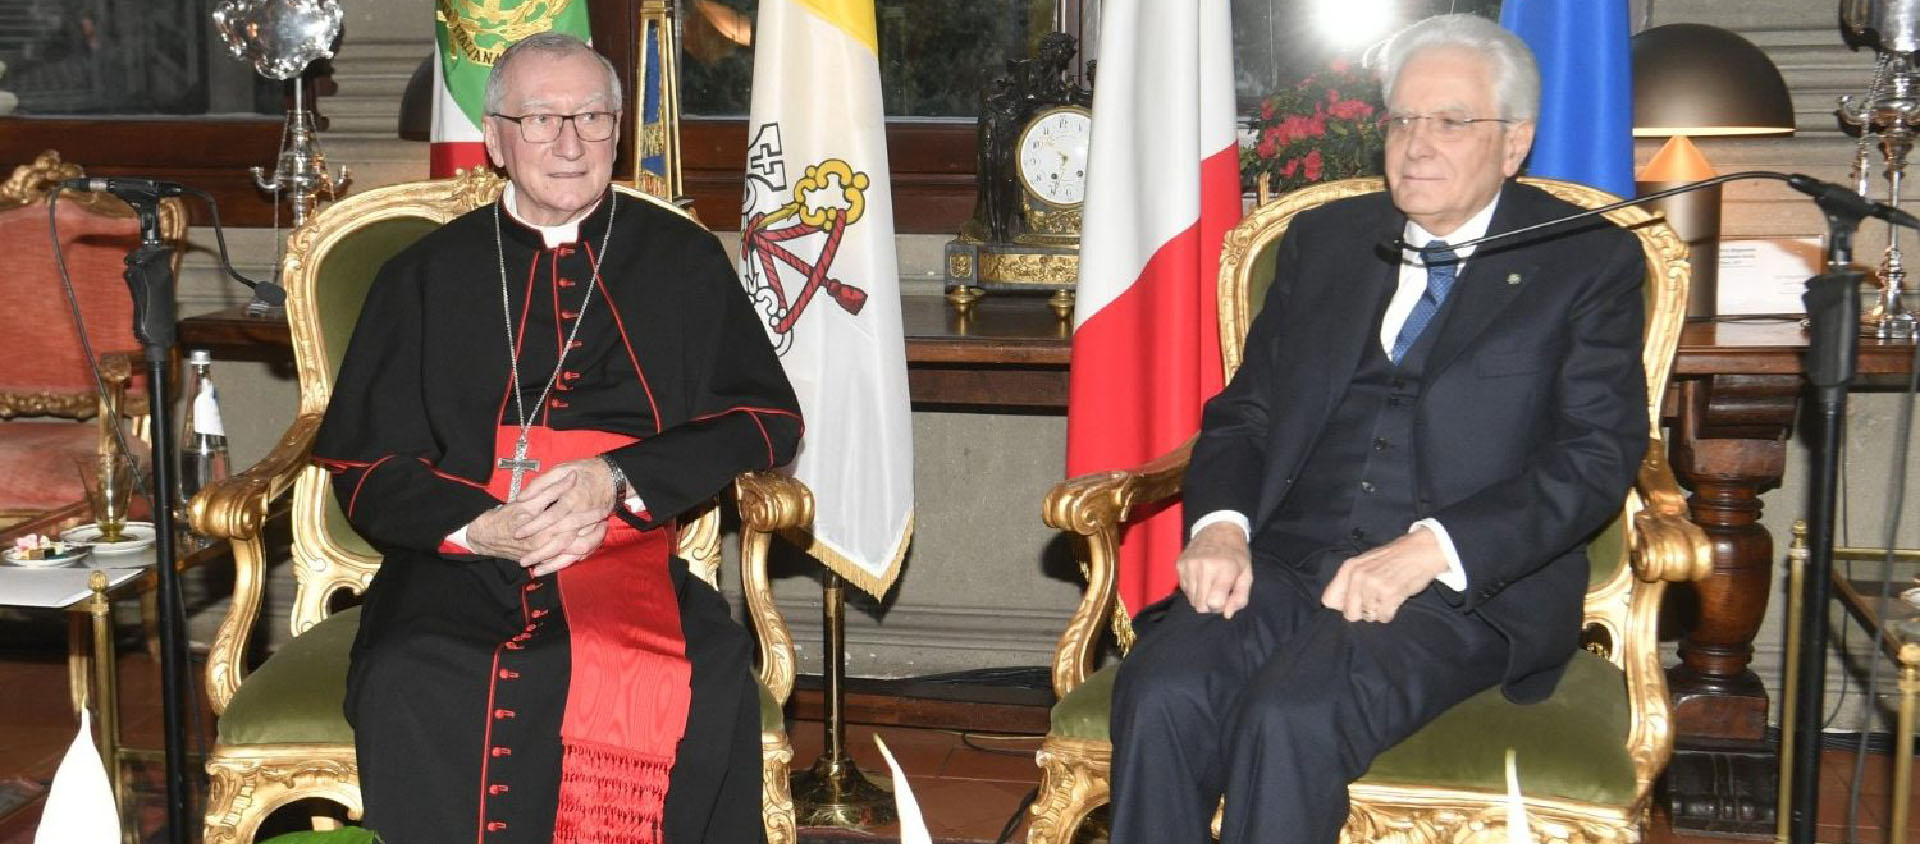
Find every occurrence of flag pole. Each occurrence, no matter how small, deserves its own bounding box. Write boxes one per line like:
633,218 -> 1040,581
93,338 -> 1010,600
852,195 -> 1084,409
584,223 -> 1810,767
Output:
790,571 -> 896,828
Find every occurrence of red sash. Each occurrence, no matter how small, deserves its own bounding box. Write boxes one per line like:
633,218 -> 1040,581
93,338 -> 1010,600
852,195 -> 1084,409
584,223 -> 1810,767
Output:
485,426 -> 689,844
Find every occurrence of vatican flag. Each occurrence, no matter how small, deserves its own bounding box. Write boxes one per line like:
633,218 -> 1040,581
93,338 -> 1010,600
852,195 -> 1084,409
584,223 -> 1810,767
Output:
740,0 -> 913,597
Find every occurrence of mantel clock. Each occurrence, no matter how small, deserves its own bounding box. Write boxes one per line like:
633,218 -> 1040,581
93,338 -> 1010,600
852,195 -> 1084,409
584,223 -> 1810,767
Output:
946,32 -> 1093,318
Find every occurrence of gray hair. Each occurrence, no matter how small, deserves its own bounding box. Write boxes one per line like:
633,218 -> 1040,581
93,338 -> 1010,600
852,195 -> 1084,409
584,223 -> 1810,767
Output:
482,31 -> 623,115
1371,14 -> 1539,121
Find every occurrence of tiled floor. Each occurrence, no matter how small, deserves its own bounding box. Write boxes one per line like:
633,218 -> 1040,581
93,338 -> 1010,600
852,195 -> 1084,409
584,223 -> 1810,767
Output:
2,640 -> 1919,844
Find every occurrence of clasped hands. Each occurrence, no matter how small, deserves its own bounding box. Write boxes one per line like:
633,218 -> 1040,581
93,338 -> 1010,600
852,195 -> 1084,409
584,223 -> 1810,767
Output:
465,458 -> 621,577
1177,522 -> 1449,623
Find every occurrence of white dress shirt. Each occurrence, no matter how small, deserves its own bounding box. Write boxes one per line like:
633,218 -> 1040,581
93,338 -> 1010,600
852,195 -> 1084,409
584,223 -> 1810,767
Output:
1188,195 -> 1505,591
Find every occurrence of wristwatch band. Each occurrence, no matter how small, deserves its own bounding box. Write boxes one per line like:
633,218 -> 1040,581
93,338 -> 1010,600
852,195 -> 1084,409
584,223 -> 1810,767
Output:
598,455 -> 629,507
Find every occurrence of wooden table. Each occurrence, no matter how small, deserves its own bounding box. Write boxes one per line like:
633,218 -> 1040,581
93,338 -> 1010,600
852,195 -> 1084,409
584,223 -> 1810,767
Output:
1664,317 -> 1916,834
180,302 -> 1919,833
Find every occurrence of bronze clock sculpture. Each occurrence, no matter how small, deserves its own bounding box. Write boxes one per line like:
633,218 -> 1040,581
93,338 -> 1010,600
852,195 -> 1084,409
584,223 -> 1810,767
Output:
946,33 -> 1093,317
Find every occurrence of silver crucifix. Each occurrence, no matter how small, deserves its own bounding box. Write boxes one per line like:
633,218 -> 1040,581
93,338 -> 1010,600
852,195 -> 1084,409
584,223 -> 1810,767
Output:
499,435 -> 539,500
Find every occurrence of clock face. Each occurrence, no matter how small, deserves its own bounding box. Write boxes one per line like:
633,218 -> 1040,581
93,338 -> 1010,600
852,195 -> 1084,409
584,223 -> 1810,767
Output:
1016,106 -> 1092,207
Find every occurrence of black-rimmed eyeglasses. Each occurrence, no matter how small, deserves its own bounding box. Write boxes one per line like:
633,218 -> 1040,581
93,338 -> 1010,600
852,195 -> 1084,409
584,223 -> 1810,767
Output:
490,110 -> 619,144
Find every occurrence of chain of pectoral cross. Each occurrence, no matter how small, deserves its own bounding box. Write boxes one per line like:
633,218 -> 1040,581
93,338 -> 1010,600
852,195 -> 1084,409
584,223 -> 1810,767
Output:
492,196 -> 619,500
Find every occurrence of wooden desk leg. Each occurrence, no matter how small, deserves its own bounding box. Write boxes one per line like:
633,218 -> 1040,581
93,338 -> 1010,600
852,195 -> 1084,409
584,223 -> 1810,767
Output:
1896,664 -> 1917,844
1663,374 -> 1799,837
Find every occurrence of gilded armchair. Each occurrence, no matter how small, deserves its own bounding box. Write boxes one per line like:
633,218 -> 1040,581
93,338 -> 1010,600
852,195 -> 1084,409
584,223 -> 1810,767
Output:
1029,177 -> 1712,844
0,150 -> 185,519
190,170 -> 808,844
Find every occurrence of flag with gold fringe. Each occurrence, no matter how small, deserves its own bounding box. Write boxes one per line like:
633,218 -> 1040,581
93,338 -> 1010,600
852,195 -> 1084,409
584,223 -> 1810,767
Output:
740,0 -> 914,597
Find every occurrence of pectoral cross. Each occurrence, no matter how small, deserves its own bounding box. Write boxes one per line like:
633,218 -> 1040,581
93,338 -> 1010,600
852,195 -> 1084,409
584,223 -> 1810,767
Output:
499,434 -> 539,501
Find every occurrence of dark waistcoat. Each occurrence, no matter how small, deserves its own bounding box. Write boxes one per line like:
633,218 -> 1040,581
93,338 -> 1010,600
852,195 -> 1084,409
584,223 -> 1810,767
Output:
1255,288 -> 1456,575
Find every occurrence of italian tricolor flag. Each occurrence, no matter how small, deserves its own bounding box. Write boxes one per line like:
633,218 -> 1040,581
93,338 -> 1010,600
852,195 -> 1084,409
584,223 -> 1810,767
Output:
1067,0 -> 1240,612
431,1 -> 593,177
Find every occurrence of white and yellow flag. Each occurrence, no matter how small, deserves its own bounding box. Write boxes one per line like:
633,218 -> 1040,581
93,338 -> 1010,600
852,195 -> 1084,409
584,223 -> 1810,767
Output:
740,0 -> 912,597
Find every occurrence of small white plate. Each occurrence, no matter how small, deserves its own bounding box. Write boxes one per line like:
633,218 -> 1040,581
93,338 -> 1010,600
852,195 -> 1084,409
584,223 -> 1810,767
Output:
61,522 -> 157,556
3,545 -> 90,567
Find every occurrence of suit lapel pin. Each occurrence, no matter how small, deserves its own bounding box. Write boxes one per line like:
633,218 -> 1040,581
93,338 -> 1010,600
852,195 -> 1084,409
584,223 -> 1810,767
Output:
1506,272 -> 1522,286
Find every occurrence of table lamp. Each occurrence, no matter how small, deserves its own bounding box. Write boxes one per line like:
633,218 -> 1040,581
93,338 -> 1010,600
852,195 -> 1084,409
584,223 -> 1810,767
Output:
1632,23 -> 1796,318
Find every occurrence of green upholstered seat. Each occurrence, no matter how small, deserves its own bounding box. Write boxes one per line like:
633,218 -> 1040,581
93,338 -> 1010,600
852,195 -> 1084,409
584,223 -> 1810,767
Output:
218,605 -> 788,745
1050,641 -> 1635,808
219,607 -> 361,746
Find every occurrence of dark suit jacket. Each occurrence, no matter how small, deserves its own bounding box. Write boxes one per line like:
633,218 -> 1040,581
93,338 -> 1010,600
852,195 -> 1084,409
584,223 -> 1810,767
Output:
1184,180 -> 1649,702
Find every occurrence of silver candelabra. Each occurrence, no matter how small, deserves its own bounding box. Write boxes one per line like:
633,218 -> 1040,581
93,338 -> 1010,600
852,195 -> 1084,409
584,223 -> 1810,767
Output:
1841,7 -> 1920,338
251,76 -> 348,228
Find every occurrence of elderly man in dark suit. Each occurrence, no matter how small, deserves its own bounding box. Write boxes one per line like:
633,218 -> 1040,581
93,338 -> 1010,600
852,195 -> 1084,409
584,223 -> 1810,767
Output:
1107,13 -> 1648,844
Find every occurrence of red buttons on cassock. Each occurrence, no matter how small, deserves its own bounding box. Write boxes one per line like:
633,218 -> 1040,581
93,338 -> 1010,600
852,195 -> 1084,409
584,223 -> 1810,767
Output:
487,821 -> 508,831
491,747 -> 513,757
558,278 -> 577,288
562,372 -> 580,382
560,309 -> 578,320
556,245 -> 575,257
532,608 -> 549,618
494,709 -> 516,719
498,669 -> 520,680
504,641 -> 524,651
489,784 -> 511,795
550,399 -> 568,409
567,339 -> 584,349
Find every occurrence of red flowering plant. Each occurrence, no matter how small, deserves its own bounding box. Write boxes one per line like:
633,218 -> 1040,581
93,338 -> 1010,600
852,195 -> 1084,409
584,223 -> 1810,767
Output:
1242,60 -> 1387,194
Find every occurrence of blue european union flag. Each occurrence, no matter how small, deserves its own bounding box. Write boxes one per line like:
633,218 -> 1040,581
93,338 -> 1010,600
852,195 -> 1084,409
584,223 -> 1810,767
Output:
1499,0 -> 1634,198
640,29 -> 666,184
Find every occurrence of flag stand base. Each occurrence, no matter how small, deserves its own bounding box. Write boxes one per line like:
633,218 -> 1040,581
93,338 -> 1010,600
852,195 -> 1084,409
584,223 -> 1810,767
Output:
790,572 -> 896,829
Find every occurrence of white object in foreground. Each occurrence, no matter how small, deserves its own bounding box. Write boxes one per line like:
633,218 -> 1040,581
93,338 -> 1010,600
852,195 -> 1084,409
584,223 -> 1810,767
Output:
35,709 -> 120,844
873,734 -> 932,844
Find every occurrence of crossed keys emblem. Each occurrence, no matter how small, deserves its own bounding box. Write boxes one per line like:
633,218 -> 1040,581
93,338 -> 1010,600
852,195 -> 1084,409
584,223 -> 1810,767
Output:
741,123 -> 871,356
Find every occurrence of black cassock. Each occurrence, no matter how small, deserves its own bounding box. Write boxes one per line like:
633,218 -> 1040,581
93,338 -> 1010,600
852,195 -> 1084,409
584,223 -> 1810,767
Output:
312,189 -> 801,844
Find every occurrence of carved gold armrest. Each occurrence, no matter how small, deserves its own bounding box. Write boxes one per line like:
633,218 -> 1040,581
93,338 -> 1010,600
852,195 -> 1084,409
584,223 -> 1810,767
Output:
1041,436 -> 1194,698
196,412 -> 322,714
1630,437 -> 1710,583
190,412 -> 322,541
736,471 -> 813,706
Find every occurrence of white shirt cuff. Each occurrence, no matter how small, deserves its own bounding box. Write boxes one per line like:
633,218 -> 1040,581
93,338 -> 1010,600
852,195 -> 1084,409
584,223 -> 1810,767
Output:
1415,518 -> 1467,590
1190,510 -> 1251,542
446,525 -> 472,551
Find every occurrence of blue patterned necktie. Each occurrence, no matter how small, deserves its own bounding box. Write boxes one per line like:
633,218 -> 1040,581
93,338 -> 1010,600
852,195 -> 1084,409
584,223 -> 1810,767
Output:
1390,240 -> 1460,363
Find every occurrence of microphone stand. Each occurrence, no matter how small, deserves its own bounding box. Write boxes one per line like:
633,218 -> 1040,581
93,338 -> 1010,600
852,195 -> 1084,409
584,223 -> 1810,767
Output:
118,188 -> 192,844
1786,189 -> 1869,844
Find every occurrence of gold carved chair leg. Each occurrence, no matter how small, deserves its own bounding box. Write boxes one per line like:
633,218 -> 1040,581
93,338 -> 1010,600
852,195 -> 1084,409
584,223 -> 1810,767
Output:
763,731 -> 797,844
1028,737 -> 1111,844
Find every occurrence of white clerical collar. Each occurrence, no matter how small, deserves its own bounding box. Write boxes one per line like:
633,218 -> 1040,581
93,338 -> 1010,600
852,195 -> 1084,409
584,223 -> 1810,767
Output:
502,182 -> 603,248
1402,193 -> 1501,265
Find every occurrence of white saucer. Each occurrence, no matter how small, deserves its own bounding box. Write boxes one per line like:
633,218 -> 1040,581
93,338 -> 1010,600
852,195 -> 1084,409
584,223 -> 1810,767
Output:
3,545 -> 90,567
61,522 -> 157,556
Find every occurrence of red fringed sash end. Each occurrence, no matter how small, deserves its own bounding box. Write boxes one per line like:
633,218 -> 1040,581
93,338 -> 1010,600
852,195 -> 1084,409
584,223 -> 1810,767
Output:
552,738 -> 673,844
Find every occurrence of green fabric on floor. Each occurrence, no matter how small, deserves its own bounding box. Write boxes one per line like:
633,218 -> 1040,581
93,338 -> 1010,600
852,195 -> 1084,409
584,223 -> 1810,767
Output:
259,829 -> 381,844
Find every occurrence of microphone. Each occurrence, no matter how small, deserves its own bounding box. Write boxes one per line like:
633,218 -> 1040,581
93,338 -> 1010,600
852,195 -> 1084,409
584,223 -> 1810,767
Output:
60,177 -> 188,200
1784,173 -> 1920,229
1379,171 -> 1919,256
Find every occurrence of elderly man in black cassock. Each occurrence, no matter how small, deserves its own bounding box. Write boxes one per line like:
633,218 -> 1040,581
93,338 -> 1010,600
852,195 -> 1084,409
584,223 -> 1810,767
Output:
1108,14 -> 1648,844
312,32 -> 799,844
